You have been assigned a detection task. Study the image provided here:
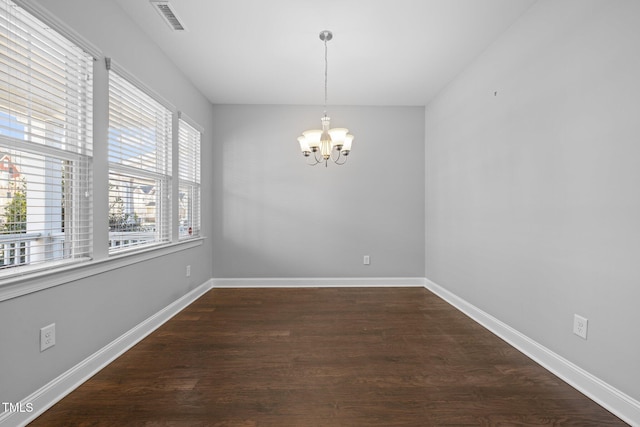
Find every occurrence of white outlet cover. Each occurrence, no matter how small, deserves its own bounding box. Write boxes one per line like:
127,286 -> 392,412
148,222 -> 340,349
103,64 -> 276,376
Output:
40,323 -> 56,352
573,314 -> 588,340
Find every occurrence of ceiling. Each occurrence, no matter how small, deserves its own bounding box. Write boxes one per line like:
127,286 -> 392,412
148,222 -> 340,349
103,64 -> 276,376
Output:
115,0 -> 537,106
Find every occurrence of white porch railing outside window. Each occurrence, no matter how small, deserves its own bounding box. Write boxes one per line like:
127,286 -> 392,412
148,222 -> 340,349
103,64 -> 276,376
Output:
0,232 -> 40,267
108,231 -> 156,250
0,231 -> 70,269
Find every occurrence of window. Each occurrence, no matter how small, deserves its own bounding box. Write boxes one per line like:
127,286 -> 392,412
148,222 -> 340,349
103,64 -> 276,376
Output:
107,68 -> 172,252
0,0 -> 93,274
178,116 -> 201,239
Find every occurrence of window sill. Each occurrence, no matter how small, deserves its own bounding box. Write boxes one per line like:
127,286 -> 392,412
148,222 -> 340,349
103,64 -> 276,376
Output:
0,237 -> 205,302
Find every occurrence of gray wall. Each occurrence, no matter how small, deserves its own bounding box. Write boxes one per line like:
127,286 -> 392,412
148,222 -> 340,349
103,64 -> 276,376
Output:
0,0 -> 214,406
6,0 -> 637,417
212,105 -> 425,278
425,0 -> 640,400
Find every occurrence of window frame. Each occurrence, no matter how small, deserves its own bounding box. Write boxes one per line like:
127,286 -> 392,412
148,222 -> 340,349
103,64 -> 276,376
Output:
0,0 -> 94,279
106,62 -> 174,254
0,2 -> 206,301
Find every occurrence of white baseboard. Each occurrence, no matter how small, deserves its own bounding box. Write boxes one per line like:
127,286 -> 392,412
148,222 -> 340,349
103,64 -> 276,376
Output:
0,279 -> 214,427
212,277 -> 427,288
424,278 -> 640,426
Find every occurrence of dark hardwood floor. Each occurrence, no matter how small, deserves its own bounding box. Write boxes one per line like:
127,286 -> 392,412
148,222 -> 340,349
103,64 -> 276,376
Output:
30,287 -> 627,426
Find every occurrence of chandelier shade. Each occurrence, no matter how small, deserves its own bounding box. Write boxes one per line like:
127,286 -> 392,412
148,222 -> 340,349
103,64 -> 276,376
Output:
298,30 -> 354,166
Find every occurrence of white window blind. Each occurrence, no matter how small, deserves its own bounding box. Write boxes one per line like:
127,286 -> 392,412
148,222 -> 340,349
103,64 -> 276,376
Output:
0,0 -> 93,275
178,117 -> 200,239
108,69 -> 172,252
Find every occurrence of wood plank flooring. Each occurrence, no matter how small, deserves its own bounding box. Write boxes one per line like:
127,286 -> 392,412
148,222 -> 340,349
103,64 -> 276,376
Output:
29,288 -> 627,426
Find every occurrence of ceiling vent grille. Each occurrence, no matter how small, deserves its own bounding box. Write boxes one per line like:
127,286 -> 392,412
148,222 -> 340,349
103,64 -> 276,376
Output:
150,1 -> 186,31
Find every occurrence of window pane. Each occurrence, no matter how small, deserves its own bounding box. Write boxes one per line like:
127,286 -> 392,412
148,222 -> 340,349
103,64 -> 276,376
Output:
1,147 -> 90,270
178,183 -> 199,238
108,171 -> 169,251
0,1 -> 93,155
108,72 -> 171,174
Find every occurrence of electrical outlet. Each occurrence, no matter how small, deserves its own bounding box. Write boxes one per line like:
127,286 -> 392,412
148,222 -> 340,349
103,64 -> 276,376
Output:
573,314 -> 588,340
363,255 -> 370,265
40,323 -> 56,352
186,265 -> 191,277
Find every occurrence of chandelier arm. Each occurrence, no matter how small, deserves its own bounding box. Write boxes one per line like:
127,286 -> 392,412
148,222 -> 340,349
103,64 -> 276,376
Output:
330,148 -> 341,162
310,150 -> 325,165
304,152 -> 321,166
334,155 -> 348,166
305,156 -> 322,166
331,149 -> 348,165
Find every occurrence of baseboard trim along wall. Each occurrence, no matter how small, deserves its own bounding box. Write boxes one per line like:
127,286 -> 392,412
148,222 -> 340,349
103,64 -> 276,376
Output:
212,277 -> 428,288
0,279 -> 214,427
424,278 -> 640,426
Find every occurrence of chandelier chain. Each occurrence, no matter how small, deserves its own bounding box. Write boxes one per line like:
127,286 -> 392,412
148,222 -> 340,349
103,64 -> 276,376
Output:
324,36 -> 328,116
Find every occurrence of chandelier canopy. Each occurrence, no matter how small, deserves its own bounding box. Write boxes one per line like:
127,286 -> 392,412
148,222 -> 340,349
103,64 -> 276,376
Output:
297,30 -> 354,167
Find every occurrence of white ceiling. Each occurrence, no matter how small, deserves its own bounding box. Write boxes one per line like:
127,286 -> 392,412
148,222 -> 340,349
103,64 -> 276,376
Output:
115,0 -> 536,106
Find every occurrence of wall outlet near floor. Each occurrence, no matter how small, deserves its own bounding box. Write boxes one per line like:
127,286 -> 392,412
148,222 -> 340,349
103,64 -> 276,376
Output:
363,255 -> 370,265
186,265 -> 191,277
573,314 -> 588,340
40,323 -> 56,352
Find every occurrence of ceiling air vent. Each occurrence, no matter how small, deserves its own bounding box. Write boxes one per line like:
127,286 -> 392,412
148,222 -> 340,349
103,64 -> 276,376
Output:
150,1 -> 186,31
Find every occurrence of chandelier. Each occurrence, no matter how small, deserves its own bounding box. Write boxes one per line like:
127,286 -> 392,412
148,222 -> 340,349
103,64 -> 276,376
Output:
297,30 -> 354,167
